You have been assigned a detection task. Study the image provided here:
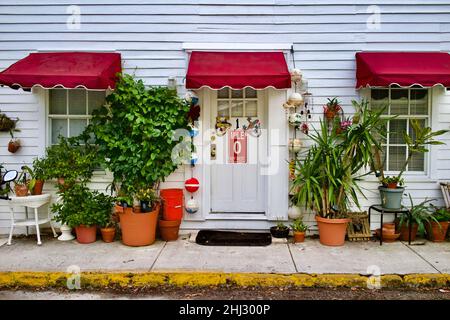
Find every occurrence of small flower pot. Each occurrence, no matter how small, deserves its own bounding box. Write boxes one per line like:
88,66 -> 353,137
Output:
159,219 -> 181,241
387,182 -> 398,189
31,180 -> 44,195
75,225 -> 97,244
14,184 -> 28,197
270,226 -> 290,238
293,231 -> 305,243
8,139 -> 20,153
426,221 -> 449,242
100,227 -> 116,243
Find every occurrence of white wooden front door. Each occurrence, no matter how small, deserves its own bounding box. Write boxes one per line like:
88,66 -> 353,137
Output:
210,88 -> 266,213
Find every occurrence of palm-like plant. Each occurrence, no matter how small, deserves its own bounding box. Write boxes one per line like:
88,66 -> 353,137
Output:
398,195 -> 439,236
291,99 -> 387,219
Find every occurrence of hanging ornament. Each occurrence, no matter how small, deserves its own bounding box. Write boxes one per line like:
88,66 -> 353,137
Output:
288,113 -> 302,126
242,117 -> 262,138
300,122 -> 309,135
188,123 -> 200,137
290,68 -> 303,83
185,177 -> 200,193
184,91 -> 199,105
288,205 -> 302,220
187,105 -> 201,123
288,92 -> 304,106
289,159 -> 296,180
283,102 -> 295,110
288,138 -> 302,153
185,198 -> 200,214
190,152 -> 199,165
215,116 -> 232,136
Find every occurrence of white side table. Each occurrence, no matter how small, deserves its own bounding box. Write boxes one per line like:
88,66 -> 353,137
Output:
7,194 -> 58,246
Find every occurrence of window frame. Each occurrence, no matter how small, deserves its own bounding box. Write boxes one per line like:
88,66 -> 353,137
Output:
46,88 -> 105,146
216,87 -> 259,119
370,86 -> 432,176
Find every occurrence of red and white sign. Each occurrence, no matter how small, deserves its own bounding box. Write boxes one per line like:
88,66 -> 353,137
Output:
228,130 -> 247,164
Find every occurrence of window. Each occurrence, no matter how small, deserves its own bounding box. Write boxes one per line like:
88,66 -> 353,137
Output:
217,88 -> 258,118
371,87 -> 430,173
48,89 -> 105,144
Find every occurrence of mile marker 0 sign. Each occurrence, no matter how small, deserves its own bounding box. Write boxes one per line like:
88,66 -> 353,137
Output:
228,129 -> 247,164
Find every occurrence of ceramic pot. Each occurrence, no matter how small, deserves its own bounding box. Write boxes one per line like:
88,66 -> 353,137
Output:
426,221 -> 449,242
58,224 -> 75,241
8,139 -> 20,153
270,226 -> 290,238
159,219 -> 181,241
379,186 -> 405,209
382,223 -> 395,235
293,231 -> 305,243
315,215 -> 351,246
31,180 -> 44,195
288,205 -> 302,220
14,184 -> 28,197
119,204 -> 159,246
75,225 -> 97,244
100,227 -> 116,243
387,182 -> 398,189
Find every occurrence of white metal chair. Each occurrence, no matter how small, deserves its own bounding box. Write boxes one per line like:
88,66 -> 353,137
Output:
7,193 -> 57,246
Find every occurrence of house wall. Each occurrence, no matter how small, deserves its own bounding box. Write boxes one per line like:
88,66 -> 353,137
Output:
1,1 -> 450,234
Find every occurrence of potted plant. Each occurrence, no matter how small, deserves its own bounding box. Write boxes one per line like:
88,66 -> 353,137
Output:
96,193 -> 116,243
292,99 -> 387,246
13,170 -> 29,197
136,187 -> 158,213
21,158 -> 47,195
426,206 -> 450,242
375,120 -> 448,209
323,97 -> 342,121
290,218 -> 308,243
52,184 -> 114,244
397,195 -> 438,242
88,74 -> 190,246
270,220 -> 290,238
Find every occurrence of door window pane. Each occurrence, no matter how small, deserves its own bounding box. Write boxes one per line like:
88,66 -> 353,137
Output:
245,101 -> 257,117
218,88 -> 229,99
68,89 -> 86,115
49,89 -> 67,115
231,90 -> 243,99
218,101 -> 229,117
51,119 -> 68,144
231,101 -> 243,117
245,88 -> 257,98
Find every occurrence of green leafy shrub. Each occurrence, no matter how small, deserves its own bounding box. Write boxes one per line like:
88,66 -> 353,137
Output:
52,183 -> 115,228
88,74 -> 190,192
290,218 -> 308,232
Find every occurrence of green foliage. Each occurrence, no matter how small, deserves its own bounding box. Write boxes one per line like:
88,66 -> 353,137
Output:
399,195 -> 439,236
135,187 -> 159,204
40,134 -> 100,185
291,99 -> 388,218
381,176 -> 404,187
290,218 -> 308,232
52,183 -> 115,228
88,73 -> 190,192
430,206 -> 450,222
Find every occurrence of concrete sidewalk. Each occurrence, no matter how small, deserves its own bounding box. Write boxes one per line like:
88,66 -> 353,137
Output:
0,234 -> 448,275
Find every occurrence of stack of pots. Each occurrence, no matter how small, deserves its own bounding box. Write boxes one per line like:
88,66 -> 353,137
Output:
159,188 -> 184,241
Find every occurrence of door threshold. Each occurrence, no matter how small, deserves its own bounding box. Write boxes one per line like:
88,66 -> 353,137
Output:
207,213 -> 267,221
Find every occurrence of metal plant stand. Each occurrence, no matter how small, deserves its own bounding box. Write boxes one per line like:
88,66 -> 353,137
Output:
368,205 -> 412,246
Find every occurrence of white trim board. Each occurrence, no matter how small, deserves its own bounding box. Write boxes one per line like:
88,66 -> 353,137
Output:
182,43 -> 293,51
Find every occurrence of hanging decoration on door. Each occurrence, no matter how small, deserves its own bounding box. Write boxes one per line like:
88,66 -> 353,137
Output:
242,117 -> 262,138
184,177 -> 200,214
228,129 -> 247,164
215,116 -> 232,136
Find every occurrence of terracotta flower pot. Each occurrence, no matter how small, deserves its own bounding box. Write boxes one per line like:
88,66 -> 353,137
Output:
31,180 -> 44,195
426,221 -> 449,242
14,184 -> 28,197
119,204 -> 159,246
159,219 -> 181,241
382,223 -> 396,235
75,225 -> 97,244
100,227 -> 116,243
8,139 -> 20,153
387,182 -> 398,189
398,223 -> 419,242
293,231 -> 305,243
315,215 -> 351,246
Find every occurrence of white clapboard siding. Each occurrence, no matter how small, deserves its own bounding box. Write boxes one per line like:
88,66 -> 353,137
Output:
1,1 -> 450,233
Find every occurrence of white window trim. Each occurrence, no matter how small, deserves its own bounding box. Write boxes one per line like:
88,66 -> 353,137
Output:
182,43 -> 292,51
361,87 -> 438,182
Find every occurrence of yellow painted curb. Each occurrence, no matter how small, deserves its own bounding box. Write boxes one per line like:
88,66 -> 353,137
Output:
0,272 -> 448,289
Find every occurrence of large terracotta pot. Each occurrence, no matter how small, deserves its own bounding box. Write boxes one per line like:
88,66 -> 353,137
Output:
426,221 -> 449,242
398,223 -> 419,242
119,205 -> 159,246
100,227 -> 116,243
75,225 -> 97,244
315,215 -> 351,246
31,180 -> 44,195
159,219 -> 181,241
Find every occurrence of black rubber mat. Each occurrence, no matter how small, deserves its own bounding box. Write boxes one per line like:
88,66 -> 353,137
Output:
195,230 -> 272,246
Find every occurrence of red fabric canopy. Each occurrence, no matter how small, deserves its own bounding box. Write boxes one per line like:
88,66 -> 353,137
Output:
186,51 -> 291,90
0,52 -> 121,90
356,52 -> 450,88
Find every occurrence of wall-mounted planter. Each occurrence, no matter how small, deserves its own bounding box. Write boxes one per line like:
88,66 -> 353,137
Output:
7,139 -> 20,153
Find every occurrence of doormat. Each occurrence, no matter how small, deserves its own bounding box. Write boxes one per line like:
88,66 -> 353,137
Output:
195,230 -> 272,246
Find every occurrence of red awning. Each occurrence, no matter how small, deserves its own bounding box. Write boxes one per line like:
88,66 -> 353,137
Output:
0,52 -> 121,90
356,52 -> 450,88
186,51 -> 291,90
